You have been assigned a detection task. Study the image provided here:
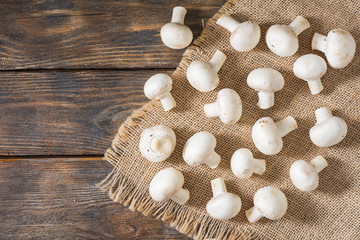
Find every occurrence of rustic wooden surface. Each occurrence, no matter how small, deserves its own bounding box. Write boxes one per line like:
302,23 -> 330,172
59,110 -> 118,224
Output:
0,0 -> 224,239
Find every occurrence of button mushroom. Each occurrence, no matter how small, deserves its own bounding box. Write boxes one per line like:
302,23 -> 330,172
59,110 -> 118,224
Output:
139,125 -> 176,163
144,73 -> 176,111
231,148 -> 266,179
293,54 -> 327,95
246,186 -> 288,223
206,178 -> 242,220
290,156 -> 328,192
266,16 -> 310,56
204,88 -> 242,124
149,167 -> 190,205
312,29 -> 356,69
252,116 -> 297,155
247,68 -> 284,109
160,6 -> 193,49
183,131 -> 221,168
309,107 -> 347,147
216,14 -> 260,52
186,50 -> 226,92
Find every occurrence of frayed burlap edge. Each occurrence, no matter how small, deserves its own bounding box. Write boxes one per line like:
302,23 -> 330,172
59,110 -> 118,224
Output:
98,0 -> 266,239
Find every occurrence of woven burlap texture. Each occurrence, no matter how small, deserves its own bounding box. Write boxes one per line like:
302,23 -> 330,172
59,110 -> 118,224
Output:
99,0 -> 360,239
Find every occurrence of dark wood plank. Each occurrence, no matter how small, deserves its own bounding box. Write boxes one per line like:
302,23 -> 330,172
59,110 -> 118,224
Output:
0,0 -> 224,70
0,157 -> 190,239
0,70 -> 166,156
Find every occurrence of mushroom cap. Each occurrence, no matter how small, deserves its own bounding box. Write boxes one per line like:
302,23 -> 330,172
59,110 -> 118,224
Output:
293,54 -> 327,81
247,68 -> 284,92
325,29 -> 356,69
254,186 -> 288,220
231,148 -> 254,179
206,193 -> 242,220
252,117 -> 283,155
160,22 -> 193,49
139,125 -> 176,162
310,116 -> 347,147
230,21 -> 261,52
149,167 -> 184,202
183,131 -> 217,166
216,88 -> 242,124
290,160 -> 319,191
266,25 -> 298,56
144,74 -> 173,100
187,61 -> 219,92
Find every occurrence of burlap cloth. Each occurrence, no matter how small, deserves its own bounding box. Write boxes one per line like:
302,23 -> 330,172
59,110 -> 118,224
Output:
98,0 -> 360,239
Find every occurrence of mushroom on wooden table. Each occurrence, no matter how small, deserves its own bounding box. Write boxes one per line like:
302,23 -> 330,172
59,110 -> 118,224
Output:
160,6 -> 193,49
144,73 -> 176,111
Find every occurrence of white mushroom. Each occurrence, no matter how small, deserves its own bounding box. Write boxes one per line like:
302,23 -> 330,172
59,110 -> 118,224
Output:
160,6 -> 193,49
247,68 -> 284,109
293,54 -> 327,95
206,178 -> 242,220
290,156 -> 328,191
266,16 -> 310,56
216,14 -> 261,52
139,125 -> 176,163
231,148 -> 266,179
204,88 -> 242,124
187,50 -> 226,92
183,131 -> 221,168
246,186 -> 288,223
312,29 -> 356,69
149,167 -> 190,205
144,73 -> 176,111
252,116 -> 297,155
309,107 -> 347,147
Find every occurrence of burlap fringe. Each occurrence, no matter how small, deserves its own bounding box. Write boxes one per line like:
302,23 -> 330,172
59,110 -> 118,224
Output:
98,0 -> 264,239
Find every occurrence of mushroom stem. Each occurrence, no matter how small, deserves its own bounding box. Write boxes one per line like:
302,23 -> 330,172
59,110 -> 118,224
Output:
289,16 -> 310,36
170,188 -> 190,205
150,136 -> 172,154
253,158 -> 266,175
257,91 -> 274,109
208,50 -> 227,73
205,151 -> 221,169
204,102 -> 219,117
311,33 -> 327,53
216,14 -> 240,33
159,92 -> 176,111
310,156 -> 328,173
275,116 -> 297,138
307,79 -> 324,95
315,107 -> 332,124
246,207 -> 263,223
171,6 -> 187,24
211,177 -> 227,197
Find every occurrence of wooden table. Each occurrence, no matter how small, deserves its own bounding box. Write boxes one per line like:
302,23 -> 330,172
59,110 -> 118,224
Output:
0,1 -> 225,239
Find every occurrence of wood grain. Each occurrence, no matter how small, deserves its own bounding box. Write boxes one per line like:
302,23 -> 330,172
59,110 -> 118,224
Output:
0,70 -> 170,156
0,0 -> 224,70
0,157 -> 190,239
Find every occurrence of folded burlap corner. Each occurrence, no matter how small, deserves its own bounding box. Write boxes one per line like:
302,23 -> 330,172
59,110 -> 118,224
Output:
98,0 -> 360,239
